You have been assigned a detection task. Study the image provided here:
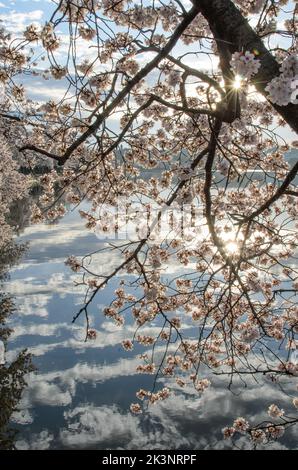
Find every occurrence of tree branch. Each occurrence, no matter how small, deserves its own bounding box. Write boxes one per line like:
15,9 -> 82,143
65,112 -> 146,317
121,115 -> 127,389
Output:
192,0 -> 298,133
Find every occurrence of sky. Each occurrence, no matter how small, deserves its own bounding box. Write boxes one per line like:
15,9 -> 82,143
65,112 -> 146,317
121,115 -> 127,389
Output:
0,0 -> 50,31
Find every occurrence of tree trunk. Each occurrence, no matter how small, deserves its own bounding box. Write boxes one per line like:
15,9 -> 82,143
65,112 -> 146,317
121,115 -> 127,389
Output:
192,0 -> 298,133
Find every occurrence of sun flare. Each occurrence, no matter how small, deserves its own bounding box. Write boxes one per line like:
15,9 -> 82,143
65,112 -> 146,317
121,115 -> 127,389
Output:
225,240 -> 239,255
233,75 -> 242,89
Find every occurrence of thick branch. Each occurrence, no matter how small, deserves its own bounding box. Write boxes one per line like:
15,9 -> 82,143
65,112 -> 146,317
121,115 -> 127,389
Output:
60,5 -> 201,165
192,0 -> 298,133
18,144 -> 63,163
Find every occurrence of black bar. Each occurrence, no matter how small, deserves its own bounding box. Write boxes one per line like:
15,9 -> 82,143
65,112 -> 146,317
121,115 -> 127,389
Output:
0,449 -> 294,466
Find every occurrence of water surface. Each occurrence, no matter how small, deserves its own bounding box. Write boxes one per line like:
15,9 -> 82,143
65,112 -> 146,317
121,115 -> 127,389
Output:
4,206 -> 298,450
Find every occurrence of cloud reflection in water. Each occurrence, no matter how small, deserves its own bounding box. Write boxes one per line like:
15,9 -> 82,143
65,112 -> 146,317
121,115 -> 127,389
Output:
4,208 -> 297,450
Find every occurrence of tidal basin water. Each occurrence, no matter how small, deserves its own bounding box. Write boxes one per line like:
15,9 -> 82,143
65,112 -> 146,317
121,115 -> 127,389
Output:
4,205 -> 298,450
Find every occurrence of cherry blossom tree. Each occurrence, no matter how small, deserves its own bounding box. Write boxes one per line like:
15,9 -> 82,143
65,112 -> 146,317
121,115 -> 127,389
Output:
1,0 -> 298,447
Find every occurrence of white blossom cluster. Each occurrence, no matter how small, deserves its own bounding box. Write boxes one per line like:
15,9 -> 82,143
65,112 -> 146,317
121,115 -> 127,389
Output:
230,50 -> 261,80
265,55 -> 298,106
